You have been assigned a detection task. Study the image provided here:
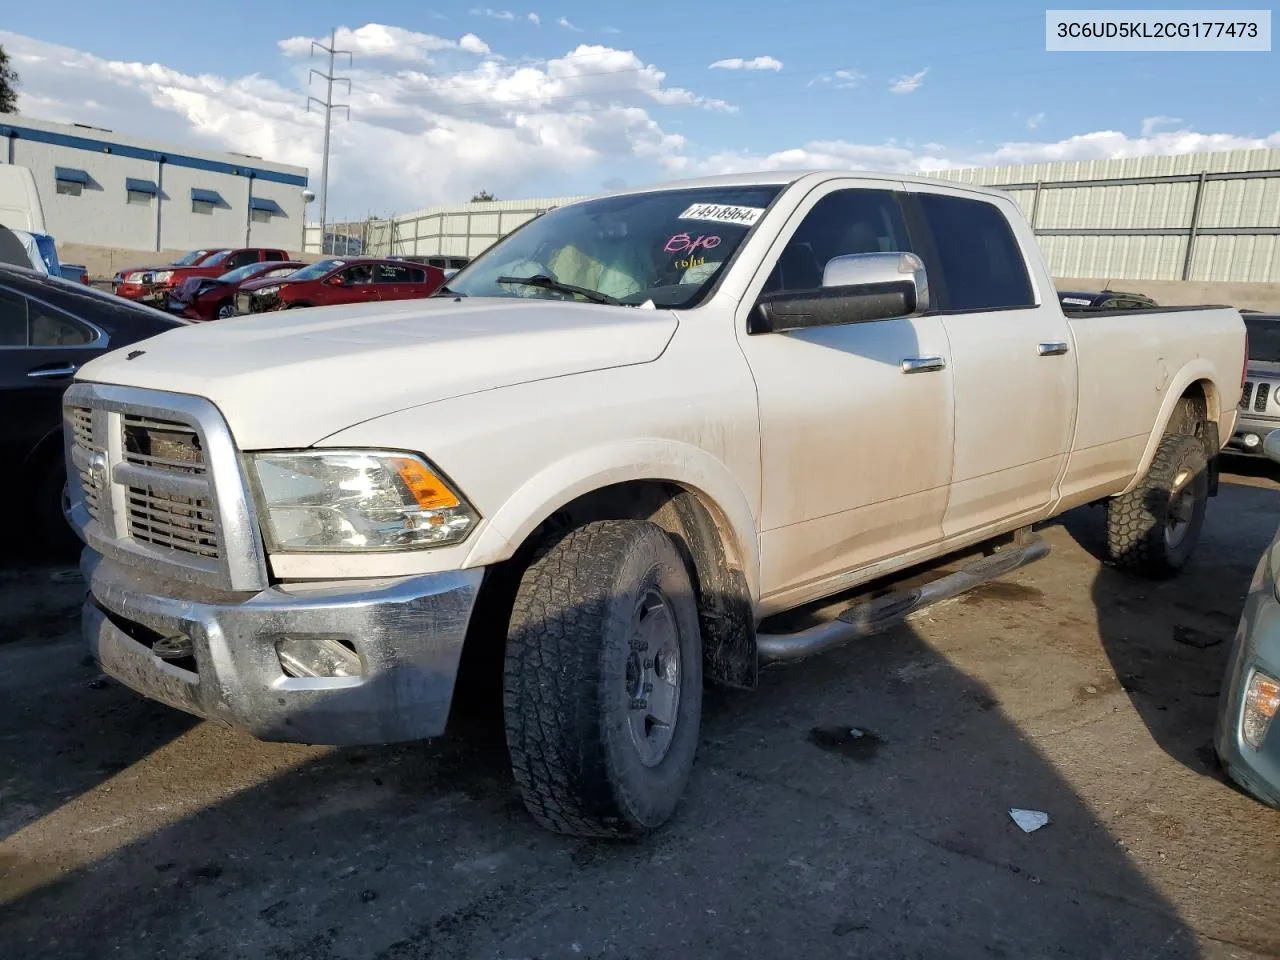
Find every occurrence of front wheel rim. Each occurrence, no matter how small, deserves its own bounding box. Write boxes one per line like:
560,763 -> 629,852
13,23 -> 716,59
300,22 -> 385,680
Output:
625,587 -> 682,768
1165,466 -> 1198,549
217,303 -> 235,318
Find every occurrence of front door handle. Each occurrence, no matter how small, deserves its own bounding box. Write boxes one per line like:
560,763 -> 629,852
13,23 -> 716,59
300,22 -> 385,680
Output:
1038,341 -> 1070,357
27,363 -> 78,379
901,357 -> 946,374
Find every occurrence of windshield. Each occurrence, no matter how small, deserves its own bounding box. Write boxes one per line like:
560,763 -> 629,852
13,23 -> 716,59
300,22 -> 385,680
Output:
217,261 -> 283,284
288,258 -> 347,281
200,250 -> 232,268
1246,316 -> 1280,363
176,249 -> 217,266
446,185 -> 784,308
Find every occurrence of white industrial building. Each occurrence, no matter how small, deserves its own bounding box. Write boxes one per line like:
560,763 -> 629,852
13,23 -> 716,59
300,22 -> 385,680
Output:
335,147 -> 1280,284
0,116 -> 310,253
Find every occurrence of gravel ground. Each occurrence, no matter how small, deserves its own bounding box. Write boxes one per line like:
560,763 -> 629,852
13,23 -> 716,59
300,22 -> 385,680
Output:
0,465 -> 1277,959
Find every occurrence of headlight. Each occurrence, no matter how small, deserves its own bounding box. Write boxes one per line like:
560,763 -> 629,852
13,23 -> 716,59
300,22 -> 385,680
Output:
248,451 -> 478,552
126,271 -> 148,283
1242,669 -> 1279,750
152,271 -> 173,284
254,284 -> 281,297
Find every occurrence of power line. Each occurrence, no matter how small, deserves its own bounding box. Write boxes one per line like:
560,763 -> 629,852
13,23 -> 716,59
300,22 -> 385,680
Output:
307,28 -> 352,249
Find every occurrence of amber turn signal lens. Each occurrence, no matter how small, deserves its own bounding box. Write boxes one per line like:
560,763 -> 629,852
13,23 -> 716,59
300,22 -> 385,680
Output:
391,457 -> 461,510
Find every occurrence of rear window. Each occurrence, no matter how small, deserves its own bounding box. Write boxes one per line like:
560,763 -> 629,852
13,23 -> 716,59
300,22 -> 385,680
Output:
917,193 -> 1035,312
1245,316 -> 1280,363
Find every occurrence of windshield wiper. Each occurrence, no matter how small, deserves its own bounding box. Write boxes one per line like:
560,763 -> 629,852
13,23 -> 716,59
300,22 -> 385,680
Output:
496,274 -> 621,306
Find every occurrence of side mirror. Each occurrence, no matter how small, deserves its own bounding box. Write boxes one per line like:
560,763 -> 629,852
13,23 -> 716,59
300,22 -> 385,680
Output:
750,252 -> 930,335
1264,430 -> 1280,465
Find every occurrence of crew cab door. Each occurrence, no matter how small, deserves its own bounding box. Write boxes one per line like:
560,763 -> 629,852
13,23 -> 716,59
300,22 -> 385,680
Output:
735,181 -> 955,603
905,187 -> 1077,537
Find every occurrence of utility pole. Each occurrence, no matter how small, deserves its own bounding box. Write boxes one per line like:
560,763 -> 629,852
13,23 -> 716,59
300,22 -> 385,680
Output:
307,29 -> 351,253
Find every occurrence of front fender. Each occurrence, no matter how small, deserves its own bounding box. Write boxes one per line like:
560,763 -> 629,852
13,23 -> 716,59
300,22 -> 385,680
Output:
461,439 -> 762,604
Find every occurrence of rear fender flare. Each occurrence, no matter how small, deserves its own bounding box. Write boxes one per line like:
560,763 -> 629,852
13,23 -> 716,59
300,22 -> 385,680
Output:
1119,360 -> 1222,496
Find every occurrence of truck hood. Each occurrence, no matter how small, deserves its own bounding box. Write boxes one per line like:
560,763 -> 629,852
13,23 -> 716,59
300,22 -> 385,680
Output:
76,297 -> 679,448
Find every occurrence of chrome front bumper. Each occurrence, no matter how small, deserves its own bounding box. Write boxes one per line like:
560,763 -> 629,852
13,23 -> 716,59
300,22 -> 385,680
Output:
83,550 -> 483,745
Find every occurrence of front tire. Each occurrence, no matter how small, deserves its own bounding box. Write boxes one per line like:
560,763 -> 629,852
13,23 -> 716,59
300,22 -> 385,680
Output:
216,301 -> 236,319
1107,431 -> 1209,577
503,519 -> 702,838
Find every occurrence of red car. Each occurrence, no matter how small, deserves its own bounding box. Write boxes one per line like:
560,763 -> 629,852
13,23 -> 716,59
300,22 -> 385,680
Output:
113,247 -> 289,305
234,257 -> 446,314
167,260 -> 306,321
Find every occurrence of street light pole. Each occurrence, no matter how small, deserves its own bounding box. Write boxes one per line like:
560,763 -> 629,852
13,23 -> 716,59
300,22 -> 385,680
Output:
307,29 -> 351,253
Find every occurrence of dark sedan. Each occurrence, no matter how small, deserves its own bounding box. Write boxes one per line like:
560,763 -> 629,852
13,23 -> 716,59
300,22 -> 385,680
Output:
0,264 -> 185,553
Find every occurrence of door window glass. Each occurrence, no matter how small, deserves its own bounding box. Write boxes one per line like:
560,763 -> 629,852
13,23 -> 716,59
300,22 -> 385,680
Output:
916,193 -> 1034,311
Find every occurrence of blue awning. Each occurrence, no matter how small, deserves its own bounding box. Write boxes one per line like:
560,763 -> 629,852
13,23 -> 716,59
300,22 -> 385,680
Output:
248,197 -> 285,214
190,187 -> 224,204
125,177 -> 158,195
54,166 -> 90,184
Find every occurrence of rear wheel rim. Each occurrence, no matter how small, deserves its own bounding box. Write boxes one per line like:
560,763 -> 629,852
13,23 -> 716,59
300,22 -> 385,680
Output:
217,303 -> 235,318
625,587 -> 682,768
1165,465 -> 1198,549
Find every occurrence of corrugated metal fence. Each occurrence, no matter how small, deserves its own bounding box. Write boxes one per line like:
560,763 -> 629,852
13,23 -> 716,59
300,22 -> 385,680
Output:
309,148 -> 1280,282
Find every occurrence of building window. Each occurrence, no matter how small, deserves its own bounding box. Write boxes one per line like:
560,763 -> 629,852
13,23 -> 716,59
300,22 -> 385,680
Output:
125,178 -> 158,206
54,166 -> 91,197
250,208 -> 271,224
127,190 -> 152,206
193,200 -> 215,215
56,181 -> 83,197
190,187 -> 225,215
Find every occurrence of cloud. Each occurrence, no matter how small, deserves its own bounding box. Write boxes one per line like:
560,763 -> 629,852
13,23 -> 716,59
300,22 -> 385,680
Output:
890,68 -> 927,94
558,17 -> 583,32
1141,115 -> 1182,136
279,24 -> 471,60
807,69 -> 863,89
527,12 -> 540,25
458,33 -> 491,55
1026,111 -> 1045,129
471,7 -> 516,20
709,56 -> 783,72
0,28 -> 732,217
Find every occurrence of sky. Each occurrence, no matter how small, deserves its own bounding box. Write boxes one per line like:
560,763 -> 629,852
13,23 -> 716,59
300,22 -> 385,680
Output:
1,0 -> 1276,220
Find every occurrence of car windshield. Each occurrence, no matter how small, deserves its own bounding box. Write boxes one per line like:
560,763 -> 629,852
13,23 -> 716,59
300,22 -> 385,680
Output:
218,262 -> 280,284
446,185 -> 785,308
288,258 -> 347,281
200,250 -> 232,268
1245,316 -> 1280,363
176,249 -> 217,266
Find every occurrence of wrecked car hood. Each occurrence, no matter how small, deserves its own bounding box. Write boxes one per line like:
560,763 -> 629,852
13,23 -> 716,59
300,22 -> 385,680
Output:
76,297 -> 678,449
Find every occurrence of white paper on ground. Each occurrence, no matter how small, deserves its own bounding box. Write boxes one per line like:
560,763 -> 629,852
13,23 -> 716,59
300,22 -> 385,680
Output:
1009,808 -> 1050,833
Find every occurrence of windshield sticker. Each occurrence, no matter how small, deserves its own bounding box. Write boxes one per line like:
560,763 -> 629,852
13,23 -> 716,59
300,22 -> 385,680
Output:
1061,297 -> 1092,305
664,233 -> 722,255
678,203 -> 765,226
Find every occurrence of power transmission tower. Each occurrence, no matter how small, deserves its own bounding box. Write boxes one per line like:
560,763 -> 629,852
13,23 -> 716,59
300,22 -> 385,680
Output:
307,29 -> 351,253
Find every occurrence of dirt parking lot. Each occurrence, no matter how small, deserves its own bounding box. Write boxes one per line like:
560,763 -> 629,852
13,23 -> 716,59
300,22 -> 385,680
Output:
1,466 -> 1278,959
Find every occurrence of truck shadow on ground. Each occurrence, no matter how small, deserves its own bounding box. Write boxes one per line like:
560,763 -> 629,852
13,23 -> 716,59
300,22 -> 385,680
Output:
0,585 -> 1217,959
1058,471 -> 1279,788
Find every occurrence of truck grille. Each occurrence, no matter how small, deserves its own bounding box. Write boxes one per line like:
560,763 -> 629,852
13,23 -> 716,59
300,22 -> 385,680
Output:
1256,382 -> 1271,413
122,415 -> 220,559
70,406 -> 102,521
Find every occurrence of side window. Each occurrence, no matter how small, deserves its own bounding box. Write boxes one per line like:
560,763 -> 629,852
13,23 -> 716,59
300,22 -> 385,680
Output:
0,289 -> 27,346
227,250 -> 258,270
916,193 -> 1034,311
30,302 -> 95,346
762,189 -> 911,295
375,264 -> 411,284
408,268 -> 426,284
342,264 -> 373,285
264,250 -> 285,262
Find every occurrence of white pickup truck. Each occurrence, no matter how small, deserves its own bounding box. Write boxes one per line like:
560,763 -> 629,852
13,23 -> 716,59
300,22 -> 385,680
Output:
65,171 -> 1246,838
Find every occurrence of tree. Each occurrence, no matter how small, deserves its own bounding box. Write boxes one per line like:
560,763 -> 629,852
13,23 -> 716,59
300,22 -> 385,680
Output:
470,190 -> 496,202
0,45 -> 19,114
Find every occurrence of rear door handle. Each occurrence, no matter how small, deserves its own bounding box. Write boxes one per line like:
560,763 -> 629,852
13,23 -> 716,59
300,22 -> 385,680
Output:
901,357 -> 946,374
27,363 -> 78,379
1038,341 -> 1070,357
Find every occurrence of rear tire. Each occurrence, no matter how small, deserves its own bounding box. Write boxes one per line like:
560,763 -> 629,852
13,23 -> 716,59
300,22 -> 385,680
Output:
1106,431 -> 1208,578
32,456 -> 81,560
503,519 -> 702,838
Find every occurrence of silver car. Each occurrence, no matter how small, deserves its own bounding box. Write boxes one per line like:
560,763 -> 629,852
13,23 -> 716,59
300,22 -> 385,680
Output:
1229,313 -> 1280,456
1216,430 -> 1280,807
